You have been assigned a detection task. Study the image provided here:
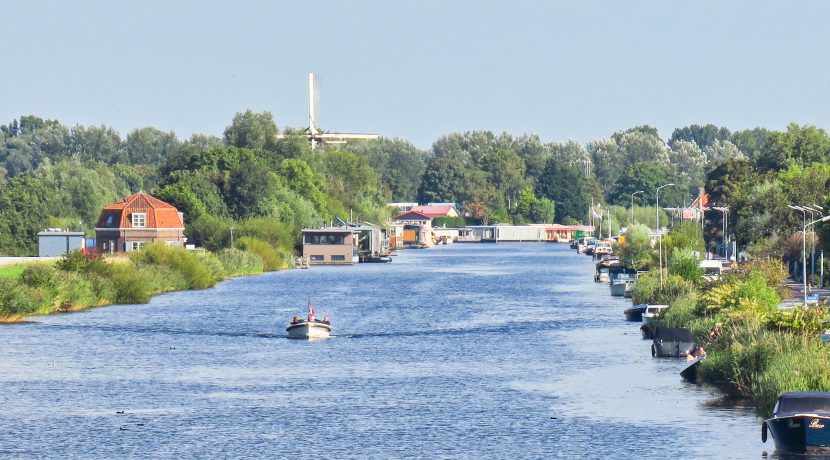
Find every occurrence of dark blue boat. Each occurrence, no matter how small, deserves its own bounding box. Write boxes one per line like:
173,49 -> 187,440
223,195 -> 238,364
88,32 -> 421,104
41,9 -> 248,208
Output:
762,392 -> 830,452
624,304 -> 646,322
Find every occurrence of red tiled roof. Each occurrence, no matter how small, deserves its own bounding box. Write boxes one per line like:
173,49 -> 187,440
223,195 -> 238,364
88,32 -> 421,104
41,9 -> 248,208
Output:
96,192 -> 184,229
409,205 -> 455,218
393,210 -> 431,221
691,193 -> 711,208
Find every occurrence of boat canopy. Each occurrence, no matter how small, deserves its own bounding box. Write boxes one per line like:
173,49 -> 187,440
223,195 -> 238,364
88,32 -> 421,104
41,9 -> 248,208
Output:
653,327 -> 694,342
776,392 -> 830,416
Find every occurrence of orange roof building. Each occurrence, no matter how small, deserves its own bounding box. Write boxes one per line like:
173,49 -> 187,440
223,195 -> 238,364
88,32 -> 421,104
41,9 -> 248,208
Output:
95,192 -> 186,253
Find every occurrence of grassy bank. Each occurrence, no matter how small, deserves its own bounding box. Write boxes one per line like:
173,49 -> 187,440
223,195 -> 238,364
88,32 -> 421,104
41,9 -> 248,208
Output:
0,242 -> 290,323
642,259 -> 830,415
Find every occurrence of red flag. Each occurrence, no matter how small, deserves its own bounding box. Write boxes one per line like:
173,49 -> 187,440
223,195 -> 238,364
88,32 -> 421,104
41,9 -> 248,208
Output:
308,299 -> 315,317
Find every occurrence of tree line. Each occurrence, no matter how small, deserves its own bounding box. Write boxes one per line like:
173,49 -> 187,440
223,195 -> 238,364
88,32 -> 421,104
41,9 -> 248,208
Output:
1,112 -> 828,265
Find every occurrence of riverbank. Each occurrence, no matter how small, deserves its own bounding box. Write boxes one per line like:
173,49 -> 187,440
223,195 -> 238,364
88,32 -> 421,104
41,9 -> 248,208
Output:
632,258 -> 830,416
0,244 -> 290,323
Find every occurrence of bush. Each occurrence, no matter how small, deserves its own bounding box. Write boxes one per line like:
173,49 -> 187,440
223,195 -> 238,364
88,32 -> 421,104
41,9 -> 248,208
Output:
668,248 -> 702,282
0,279 -> 45,317
217,248 -> 264,276
236,236 -> 285,271
631,271 -> 694,305
129,243 -> 222,290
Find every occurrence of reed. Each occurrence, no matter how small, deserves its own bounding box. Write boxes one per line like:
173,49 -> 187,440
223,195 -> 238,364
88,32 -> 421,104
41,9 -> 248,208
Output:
216,248 -> 264,276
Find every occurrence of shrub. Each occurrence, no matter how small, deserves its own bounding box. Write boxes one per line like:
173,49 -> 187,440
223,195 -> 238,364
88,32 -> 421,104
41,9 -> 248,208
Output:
236,236 -> 285,271
668,248 -> 702,282
0,279 -> 45,317
216,248 -> 264,276
129,243 -> 221,290
632,271 -> 694,305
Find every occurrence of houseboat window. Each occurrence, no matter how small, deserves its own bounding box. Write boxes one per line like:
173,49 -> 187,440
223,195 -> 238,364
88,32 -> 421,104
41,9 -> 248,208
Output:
132,212 -> 146,228
310,255 -> 324,261
331,255 -> 346,261
308,234 -> 346,245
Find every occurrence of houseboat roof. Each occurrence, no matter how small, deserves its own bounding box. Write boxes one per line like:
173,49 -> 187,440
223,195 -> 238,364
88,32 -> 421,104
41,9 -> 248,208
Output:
393,210 -> 431,221
302,228 -> 356,234
409,205 -> 456,217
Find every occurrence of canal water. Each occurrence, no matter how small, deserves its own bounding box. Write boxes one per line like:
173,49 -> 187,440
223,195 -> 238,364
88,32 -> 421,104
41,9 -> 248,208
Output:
0,243 -> 782,458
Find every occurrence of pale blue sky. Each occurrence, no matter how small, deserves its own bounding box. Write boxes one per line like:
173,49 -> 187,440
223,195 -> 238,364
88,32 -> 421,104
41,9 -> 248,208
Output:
4,1 -> 830,149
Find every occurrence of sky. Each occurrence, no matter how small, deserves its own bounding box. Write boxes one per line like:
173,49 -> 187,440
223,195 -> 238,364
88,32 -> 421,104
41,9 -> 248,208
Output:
3,1 -> 830,150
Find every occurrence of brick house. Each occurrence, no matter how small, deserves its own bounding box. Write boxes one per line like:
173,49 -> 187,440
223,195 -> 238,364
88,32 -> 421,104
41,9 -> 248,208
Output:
95,192 -> 186,253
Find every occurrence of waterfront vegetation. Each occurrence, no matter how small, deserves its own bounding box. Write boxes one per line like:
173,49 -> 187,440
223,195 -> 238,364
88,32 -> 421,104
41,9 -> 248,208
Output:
622,222 -> 830,416
0,244 -> 282,323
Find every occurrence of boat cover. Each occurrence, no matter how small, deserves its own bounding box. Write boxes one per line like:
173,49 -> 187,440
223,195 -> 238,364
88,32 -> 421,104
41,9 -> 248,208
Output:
776,392 -> 830,416
653,327 -> 694,342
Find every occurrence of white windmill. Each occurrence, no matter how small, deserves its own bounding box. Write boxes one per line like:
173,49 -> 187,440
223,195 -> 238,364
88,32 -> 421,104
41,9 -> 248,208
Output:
302,73 -> 378,150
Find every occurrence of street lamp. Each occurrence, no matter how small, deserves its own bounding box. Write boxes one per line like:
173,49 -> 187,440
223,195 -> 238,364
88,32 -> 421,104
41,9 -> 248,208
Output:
789,205 -> 810,284
630,190 -> 644,227
809,205 -> 823,285
656,183 -> 675,289
230,227 -> 234,247
803,214 -> 830,306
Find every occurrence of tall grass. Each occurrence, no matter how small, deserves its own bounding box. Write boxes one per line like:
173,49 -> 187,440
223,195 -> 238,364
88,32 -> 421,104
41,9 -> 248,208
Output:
129,243 -> 224,289
236,236 -> 289,271
216,248 -> 264,276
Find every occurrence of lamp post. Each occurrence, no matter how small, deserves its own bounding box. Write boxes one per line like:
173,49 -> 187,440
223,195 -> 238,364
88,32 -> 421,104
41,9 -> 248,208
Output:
656,183 -> 675,289
630,190 -> 644,227
230,227 -> 234,247
804,214 -> 830,306
789,205 -> 809,283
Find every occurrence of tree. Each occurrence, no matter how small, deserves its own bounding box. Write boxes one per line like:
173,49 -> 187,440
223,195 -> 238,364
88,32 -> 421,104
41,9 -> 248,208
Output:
756,123 -> 830,173
669,124 -> 731,149
223,110 -> 279,152
616,224 -> 654,270
69,124 -> 126,164
417,156 -> 467,204
479,148 -> 526,210
344,137 -> 428,201
536,157 -> 589,223
125,127 -> 179,164
669,140 -> 706,191
224,156 -> 278,219
609,161 -> 676,206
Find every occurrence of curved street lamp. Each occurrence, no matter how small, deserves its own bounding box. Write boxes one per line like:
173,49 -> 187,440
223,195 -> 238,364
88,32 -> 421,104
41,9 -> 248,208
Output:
630,190 -> 644,227
656,183 -> 675,289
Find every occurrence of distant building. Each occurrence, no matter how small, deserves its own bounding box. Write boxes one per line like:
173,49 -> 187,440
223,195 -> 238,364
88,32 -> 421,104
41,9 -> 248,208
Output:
94,192 -> 186,253
392,211 -> 433,247
409,205 -> 458,219
301,228 -> 359,264
37,230 -> 85,257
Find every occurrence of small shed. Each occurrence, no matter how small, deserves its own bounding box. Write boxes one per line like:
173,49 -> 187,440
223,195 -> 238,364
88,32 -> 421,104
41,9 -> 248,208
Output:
38,230 -> 85,257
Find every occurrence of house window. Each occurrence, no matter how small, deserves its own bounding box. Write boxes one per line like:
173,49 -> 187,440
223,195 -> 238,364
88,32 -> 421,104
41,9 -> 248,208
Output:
105,214 -> 115,227
331,255 -> 345,261
310,255 -> 324,261
127,241 -> 145,252
132,212 -> 146,228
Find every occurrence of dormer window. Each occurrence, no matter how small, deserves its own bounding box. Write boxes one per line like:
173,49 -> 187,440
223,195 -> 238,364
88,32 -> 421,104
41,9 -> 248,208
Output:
132,212 -> 146,228
105,213 -> 115,227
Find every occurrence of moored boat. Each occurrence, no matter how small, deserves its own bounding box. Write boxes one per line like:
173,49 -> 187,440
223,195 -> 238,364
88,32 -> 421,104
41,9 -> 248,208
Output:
762,392 -> 830,452
642,304 -> 670,324
651,327 -> 694,357
680,357 -> 702,381
287,300 -> 332,339
624,304 -> 646,322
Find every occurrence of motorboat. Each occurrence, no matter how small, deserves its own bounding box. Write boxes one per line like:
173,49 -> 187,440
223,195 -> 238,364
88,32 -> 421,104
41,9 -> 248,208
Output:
624,304 -> 646,322
609,268 -> 636,296
594,258 -> 623,283
287,301 -> 332,339
593,240 -> 613,258
762,392 -> 830,452
651,327 -> 694,357
623,282 -> 635,298
642,304 -> 670,324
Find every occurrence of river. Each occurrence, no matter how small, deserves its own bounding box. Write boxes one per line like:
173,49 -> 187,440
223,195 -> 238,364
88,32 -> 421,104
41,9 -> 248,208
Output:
0,243 -> 788,458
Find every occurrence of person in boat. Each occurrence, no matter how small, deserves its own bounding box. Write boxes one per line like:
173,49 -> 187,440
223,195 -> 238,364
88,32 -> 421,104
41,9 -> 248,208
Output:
308,312 -> 315,322
687,344 -> 706,361
323,316 -> 330,324
291,316 -> 300,324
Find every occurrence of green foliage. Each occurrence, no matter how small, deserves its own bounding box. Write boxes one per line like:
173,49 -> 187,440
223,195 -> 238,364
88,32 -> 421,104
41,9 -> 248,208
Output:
631,270 -> 694,305
667,248 -> 702,282
663,221 -> 705,255
223,110 -> 279,152
236,236 -> 287,271
0,279 -> 44,317
129,243 -> 223,289
216,248 -> 264,276
536,156 -> 589,223
433,216 -> 466,228
616,224 -> 654,270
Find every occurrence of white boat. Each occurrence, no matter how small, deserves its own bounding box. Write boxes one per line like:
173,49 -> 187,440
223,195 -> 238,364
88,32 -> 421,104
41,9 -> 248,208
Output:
642,304 -> 670,324
287,301 -> 331,339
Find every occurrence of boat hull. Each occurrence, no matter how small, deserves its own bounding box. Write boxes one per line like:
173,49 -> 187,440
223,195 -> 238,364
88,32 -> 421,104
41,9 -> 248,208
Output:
680,358 -> 701,381
624,306 -> 645,322
286,321 -> 331,339
652,340 -> 694,357
766,416 -> 830,452
610,282 -> 627,297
